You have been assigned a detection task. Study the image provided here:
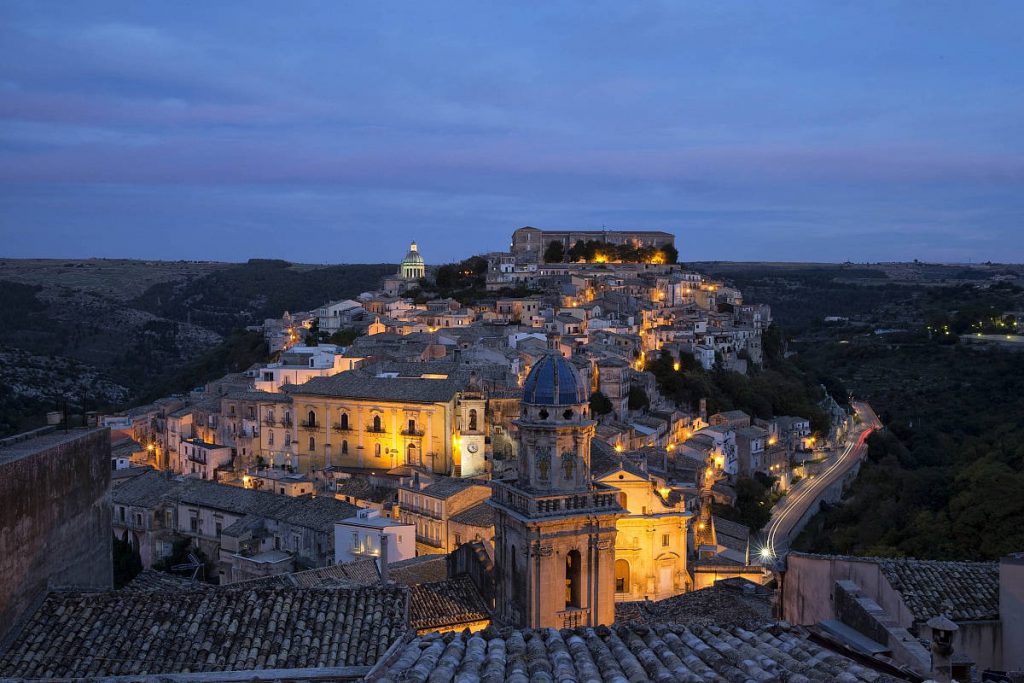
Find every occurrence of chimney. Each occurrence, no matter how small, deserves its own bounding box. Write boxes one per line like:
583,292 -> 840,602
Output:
379,534 -> 389,583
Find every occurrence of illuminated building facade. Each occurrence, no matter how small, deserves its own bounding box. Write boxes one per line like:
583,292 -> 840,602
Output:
490,354 -> 624,628
282,365 -> 487,477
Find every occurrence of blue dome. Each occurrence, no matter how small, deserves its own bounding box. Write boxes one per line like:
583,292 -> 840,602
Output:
522,354 -> 588,406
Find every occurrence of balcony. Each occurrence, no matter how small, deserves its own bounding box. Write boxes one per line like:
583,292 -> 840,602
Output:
332,423 -> 352,433
400,428 -> 424,437
282,417 -> 293,428
300,420 -> 319,432
366,426 -> 386,434
263,417 -> 278,426
491,482 -> 622,519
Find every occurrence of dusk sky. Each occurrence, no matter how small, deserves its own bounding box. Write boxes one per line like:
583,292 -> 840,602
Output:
2,2 -> 1023,264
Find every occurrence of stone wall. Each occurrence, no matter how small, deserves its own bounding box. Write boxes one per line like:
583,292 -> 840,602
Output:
0,428 -> 112,644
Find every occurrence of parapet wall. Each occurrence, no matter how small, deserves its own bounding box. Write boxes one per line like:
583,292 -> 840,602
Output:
0,428 -> 112,644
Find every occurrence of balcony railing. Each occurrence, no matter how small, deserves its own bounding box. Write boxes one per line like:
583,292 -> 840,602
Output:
282,417 -> 293,427
263,417 -> 278,426
491,482 -> 621,519
401,428 -> 424,437
366,426 -> 386,434
332,423 -> 352,433
300,420 -> 319,432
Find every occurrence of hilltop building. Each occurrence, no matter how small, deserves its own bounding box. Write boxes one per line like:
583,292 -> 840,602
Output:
490,354 -> 625,628
382,241 -> 426,296
511,226 -> 676,263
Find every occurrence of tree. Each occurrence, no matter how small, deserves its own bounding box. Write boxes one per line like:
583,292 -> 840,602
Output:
627,385 -> 650,411
543,240 -> 565,263
328,327 -> 361,346
590,390 -> 613,416
661,243 -> 679,264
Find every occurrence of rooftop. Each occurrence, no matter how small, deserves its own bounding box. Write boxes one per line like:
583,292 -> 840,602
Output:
0,426 -> 108,465
408,576 -> 491,632
373,622 -> 907,682
449,500 -> 495,528
285,368 -> 464,403
789,552 -> 1000,622
113,470 -> 359,533
0,586 -> 407,679
387,554 -> 449,586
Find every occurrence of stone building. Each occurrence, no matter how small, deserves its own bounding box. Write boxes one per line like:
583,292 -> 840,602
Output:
511,226 -> 676,263
490,354 -> 625,629
0,427 -> 112,644
397,475 -> 491,555
284,362 -> 486,477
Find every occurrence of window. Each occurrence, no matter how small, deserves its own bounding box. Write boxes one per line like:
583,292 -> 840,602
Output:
408,418 -> 416,434
615,559 -> 630,593
119,507 -> 125,522
340,413 -> 349,430
565,550 -> 582,608
375,443 -> 381,457
309,436 -> 316,452
229,405 -> 236,416
307,410 -> 316,427
342,440 -> 348,455
373,415 -> 382,431
215,522 -> 222,535
268,431 -> 275,445
468,409 -> 478,431
406,443 -> 416,465
454,533 -> 462,547
662,534 -> 670,547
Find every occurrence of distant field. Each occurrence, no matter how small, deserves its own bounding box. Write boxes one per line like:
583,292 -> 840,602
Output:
0,259 -> 230,301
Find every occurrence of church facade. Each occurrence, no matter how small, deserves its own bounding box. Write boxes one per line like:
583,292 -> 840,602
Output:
490,354 -> 625,628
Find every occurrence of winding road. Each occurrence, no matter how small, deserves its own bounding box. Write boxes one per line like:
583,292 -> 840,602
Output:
762,401 -> 881,562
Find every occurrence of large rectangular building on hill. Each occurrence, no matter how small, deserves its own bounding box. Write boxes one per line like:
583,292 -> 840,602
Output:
511,226 -> 676,262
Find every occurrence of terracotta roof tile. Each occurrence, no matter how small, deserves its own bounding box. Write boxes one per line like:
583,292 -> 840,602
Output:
0,586 -> 407,678
408,576 -> 490,631
374,622 -> 908,682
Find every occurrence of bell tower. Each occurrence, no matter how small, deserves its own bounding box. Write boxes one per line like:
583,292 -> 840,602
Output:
489,353 -> 624,628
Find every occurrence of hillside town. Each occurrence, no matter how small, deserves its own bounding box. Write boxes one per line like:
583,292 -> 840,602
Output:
1,228 -> 1021,683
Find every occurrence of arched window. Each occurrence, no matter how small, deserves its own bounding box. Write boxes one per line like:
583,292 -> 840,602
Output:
268,431 -> 275,445
373,415 -> 382,432
406,443 -> 417,465
374,443 -> 381,457
615,559 -> 630,594
565,550 -> 582,608
341,440 -> 348,455
308,436 -> 315,452
307,410 -> 316,427
468,408 -> 478,431
340,412 -> 349,430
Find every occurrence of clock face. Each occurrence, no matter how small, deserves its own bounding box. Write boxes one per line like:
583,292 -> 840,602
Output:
467,443 -> 479,453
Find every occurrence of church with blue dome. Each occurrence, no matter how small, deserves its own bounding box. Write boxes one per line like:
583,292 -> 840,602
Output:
489,352 -> 624,629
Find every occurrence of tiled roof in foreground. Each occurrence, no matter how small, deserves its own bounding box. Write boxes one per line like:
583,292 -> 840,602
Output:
371,622 -> 908,682
0,586 -> 407,679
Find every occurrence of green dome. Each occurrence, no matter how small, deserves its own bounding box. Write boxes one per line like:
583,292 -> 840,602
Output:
402,242 -> 425,266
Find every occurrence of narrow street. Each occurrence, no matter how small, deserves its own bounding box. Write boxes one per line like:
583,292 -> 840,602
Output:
762,401 -> 881,561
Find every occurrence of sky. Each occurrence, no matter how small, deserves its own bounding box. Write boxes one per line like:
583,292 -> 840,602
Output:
1,1 -> 1023,264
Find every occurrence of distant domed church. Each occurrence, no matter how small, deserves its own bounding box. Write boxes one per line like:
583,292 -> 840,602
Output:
382,240 -> 426,296
399,241 -> 425,280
